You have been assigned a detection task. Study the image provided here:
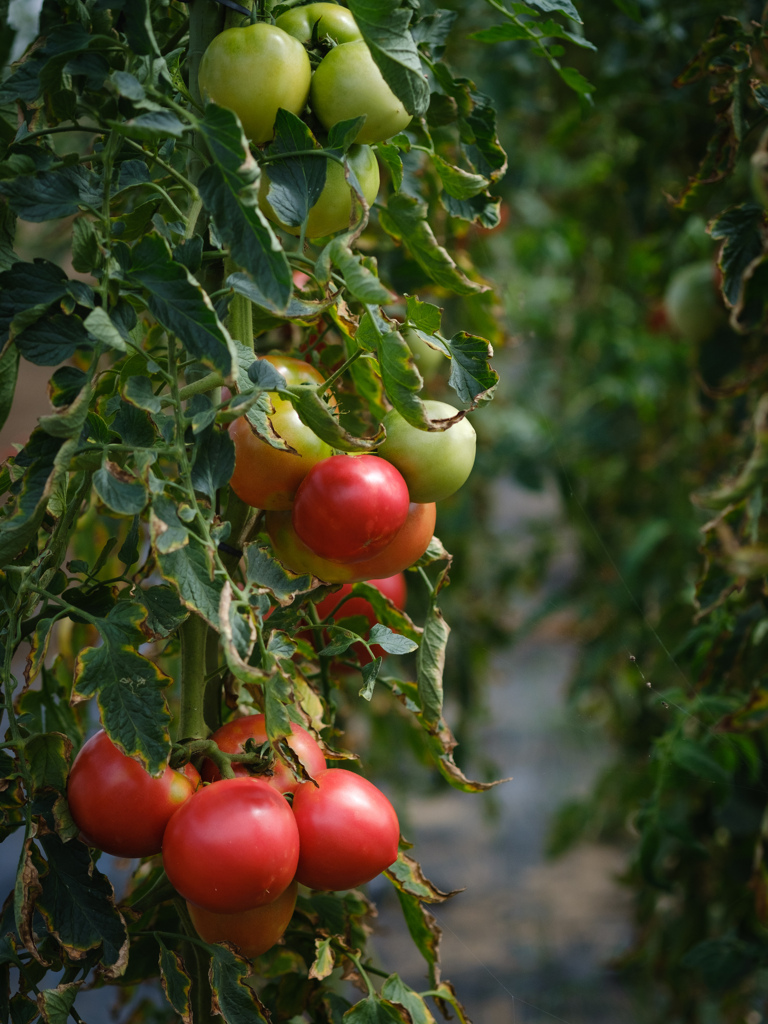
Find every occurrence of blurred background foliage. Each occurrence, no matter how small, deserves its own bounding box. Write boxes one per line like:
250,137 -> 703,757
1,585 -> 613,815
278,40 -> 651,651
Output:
415,0 -> 768,1020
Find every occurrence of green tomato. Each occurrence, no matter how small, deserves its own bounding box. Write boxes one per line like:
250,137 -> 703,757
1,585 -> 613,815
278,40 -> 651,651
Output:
198,24 -> 312,145
664,261 -> 724,344
259,144 -> 380,239
310,40 -> 412,145
378,400 -> 476,504
276,3 -> 362,45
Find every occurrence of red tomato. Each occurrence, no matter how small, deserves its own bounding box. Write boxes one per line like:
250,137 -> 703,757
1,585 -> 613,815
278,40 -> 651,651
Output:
162,778 -> 300,913
201,713 -> 326,792
266,500 -> 436,583
291,768 -> 400,891
291,455 -> 409,563
313,573 -> 407,663
67,730 -> 200,859
229,355 -> 333,511
187,879 -> 298,959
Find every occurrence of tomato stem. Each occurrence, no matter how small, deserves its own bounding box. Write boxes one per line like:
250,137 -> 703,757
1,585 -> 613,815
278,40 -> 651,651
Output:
178,614 -> 211,742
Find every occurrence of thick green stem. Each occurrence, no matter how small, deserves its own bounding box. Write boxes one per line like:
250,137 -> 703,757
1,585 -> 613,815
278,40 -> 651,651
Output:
178,614 -> 210,741
203,630 -> 223,733
173,900 -> 221,1024
224,256 -> 253,348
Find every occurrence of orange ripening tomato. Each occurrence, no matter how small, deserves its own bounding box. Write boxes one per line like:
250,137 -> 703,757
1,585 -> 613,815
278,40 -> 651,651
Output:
266,500 -> 436,583
229,355 -> 333,511
187,880 -> 298,959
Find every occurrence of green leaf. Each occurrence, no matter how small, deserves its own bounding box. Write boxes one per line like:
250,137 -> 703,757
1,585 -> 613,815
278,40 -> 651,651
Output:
385,851 -> 461,903
367,624 -> 418,654
0,346 -> 19,434
347,0 -> 430,117
93,460 -> 149,516
415,601 -> 449,730
114,110 -> 186,141
150,495 -> 189,554
244,543 -> 314,605
309,936 -> 335,980
526,0 -> 582,23
38,381 -> 92,439
198,105 -> 292,313
25,733 -> 71,797
343,994 -> 404,1023
710,203 -> 765,307
445,332 -> 498,407
668,738 -> 731,787
359,657 -> 383,699
31,834 -> 128,975
158,939 -> 192,1022
393,889 -> 441,988
0,431 -> 65,565
680,934 -> 761,994
381,976 -> 436,1024
158,533 -> 224,629
210,945 -> 271,1024
284,384 -> 382,452
262,110 -> 327,228
376,324 -> 431,428
123,0 -> 162,56
228,272 -> 330,322
0,166 -> 102,222
406,297 -> 441,335
558,66 -> 594,94
375,142 -> 403,192
326,240 -> 393,304
83,307 -> 128,353
190,426 -> 236,504
127,233 -> 237,379
36,982 -> 80,1024
73,602 -> 172,774
320,627 -> 360,657
378,194 -> 488,295
139,586 -> 189,640
432,156 -> 489,200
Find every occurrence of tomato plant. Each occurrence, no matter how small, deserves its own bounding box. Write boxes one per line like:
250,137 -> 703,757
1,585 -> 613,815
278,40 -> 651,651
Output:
266,500 -> 436,581
187,880 -> 298,959
292,454 -> 410,562
229,355 -> 332,510
276,3 -> 363,45
260,144 -> 380,239
162,778 -> 300,914
198,23 -> 312,144
292,768 -> 400,890
310,40 -> 412,144
67,730 -> 199,859
201,712 -> 327,791
378,399 -> 477,503
0,0 -> 522,1017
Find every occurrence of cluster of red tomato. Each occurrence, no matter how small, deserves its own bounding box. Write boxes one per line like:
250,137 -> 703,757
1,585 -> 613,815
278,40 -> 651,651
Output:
67,714 -> 399,957
197,3 -> 410,238
231,354 -> 475,610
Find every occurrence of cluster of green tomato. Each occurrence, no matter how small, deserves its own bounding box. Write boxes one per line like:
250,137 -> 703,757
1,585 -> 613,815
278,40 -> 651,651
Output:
67,715 -> 400,957
229,354 -> 476,589
198,3 -> 410,238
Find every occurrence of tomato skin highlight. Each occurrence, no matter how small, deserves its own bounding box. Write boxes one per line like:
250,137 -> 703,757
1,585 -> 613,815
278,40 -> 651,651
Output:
313,573 -> 407,663
187,880 -> 298,959
378,400 -> 477,503
292,768 -> 400,891
162,778 -> 300,914
228,355 -> 332,511
310,40 -> 412,144
266,500 -> 435,583
291,454 -> 410,563
198,24 -> 311,145
67,730 -> 200,859
201,713 -> 326,792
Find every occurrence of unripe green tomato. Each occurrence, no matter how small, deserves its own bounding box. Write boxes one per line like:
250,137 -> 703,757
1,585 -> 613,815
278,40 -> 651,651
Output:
276,3 -> 362,45
378,400 -> 476,504
663,261 -> 724,344
198,24 -> 312,145
310,40 -> 412,144
259,145 -> 380,239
